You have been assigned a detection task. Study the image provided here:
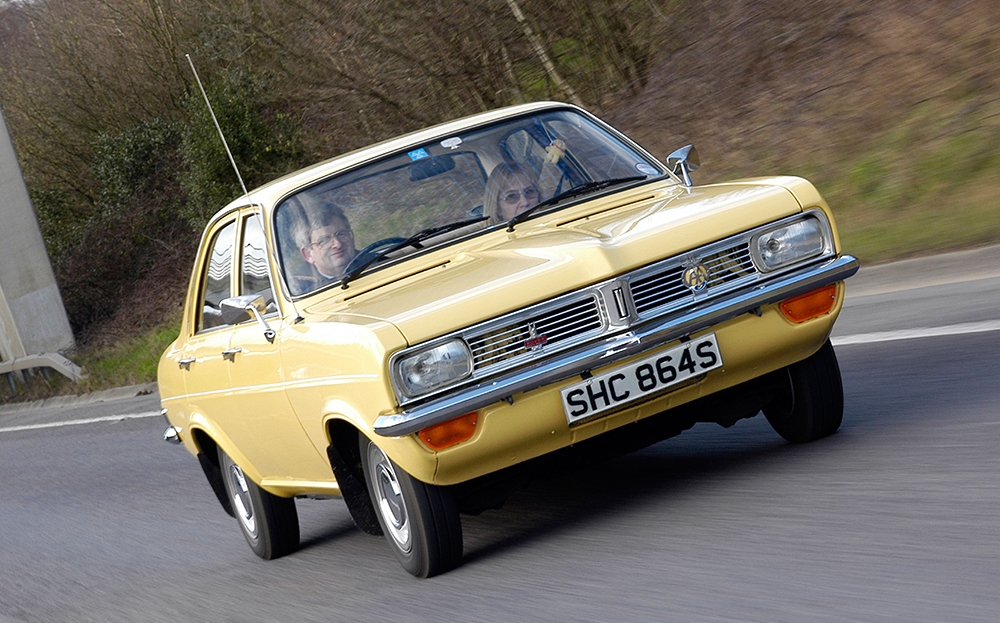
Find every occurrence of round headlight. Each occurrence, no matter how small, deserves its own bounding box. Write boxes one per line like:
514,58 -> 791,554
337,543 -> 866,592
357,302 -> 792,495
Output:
753,217 -> 829,272
394,338 -> 473,398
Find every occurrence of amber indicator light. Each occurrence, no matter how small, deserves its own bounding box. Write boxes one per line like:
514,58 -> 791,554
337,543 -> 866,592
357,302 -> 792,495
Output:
419,411 -> 478,450
780,284 -> 838,323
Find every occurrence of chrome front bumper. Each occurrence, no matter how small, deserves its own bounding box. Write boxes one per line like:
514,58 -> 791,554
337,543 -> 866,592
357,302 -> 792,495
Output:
374,254 -> 859,437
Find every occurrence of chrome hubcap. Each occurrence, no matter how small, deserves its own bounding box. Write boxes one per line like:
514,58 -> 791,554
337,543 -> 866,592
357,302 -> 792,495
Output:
368,444 -> 411,552
229,463 -> 257,536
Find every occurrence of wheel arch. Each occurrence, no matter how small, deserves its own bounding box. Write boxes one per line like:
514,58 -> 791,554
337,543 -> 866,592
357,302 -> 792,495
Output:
190,427 -> 235,518
326,418 -> 383,535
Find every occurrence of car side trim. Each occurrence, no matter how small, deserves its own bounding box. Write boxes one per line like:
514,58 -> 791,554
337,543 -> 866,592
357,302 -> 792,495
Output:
373,254 -> 859,437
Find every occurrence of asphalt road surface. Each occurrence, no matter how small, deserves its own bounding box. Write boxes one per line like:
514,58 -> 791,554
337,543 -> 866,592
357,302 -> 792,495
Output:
2,247 -> 998,623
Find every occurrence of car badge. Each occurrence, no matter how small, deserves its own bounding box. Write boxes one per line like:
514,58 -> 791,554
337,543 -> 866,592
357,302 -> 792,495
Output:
682,263 -> 710,292
524,322 -> 548,351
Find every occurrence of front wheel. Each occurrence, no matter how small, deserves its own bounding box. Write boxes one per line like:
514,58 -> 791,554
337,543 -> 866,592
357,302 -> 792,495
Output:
763,340 -> 844,443
360,435 -> 463,578
218,448 -> 299,559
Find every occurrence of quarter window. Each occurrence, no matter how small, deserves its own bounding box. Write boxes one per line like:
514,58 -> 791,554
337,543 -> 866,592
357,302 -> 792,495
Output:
199,220 -> 236,331
240,215 -> 276,313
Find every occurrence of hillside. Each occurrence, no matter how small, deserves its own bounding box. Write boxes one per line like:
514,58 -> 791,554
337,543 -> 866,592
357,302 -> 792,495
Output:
611,0 -> 1000,261
0,0 -> 997,398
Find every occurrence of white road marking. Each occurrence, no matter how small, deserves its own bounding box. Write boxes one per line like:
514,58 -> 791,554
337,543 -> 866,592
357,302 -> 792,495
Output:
0,411 -> 161,434
845,271 -> 1000,298
832,320 -> 1000,346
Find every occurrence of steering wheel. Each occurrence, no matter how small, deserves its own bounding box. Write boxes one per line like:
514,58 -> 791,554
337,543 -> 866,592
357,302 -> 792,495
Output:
344,237 -> 406,276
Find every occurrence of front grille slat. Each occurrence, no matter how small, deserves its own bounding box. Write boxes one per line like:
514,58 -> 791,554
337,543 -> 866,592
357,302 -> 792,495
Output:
466,243 -> 759,372
395,214 -> 837,408
629,243 -> 757,317
468,297 -> 603,371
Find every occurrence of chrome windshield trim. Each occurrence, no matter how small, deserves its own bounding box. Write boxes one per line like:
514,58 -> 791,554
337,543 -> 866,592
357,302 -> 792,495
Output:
374,254 -> 859,436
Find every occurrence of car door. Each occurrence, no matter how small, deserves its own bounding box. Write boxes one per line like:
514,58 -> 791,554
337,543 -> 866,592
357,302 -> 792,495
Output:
178,217 -> 239,445
222,211 -> 334,484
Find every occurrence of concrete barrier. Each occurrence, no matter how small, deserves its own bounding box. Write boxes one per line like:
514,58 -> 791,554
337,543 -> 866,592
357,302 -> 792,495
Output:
0,101 -> 78,383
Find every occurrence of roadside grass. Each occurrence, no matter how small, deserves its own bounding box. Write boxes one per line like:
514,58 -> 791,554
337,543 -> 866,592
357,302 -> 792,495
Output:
1,320 -> 180,404
834,178 -> 1000,263
74,321 -> 181,391
797,95 -> 1000,264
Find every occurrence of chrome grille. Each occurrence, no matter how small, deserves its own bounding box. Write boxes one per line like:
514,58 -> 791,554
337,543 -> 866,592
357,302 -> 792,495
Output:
467,297 -> 602,371
630,265 -> 686,315
703,244 -> 756,286
630,243 -> 757,316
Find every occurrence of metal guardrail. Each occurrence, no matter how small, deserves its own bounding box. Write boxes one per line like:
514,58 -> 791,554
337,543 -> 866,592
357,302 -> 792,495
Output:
1,353 -> 83,384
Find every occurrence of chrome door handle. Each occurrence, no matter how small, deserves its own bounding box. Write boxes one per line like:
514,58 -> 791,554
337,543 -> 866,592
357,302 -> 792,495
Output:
221,347 -> 243,362
178,357 -> 196,371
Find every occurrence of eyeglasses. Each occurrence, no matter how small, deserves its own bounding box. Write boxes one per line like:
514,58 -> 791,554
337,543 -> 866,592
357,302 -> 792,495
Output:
500,187 -> 539,205
310,230 -> 353,248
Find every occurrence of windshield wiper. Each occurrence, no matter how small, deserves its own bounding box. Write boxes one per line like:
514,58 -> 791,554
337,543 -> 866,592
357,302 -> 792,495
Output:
341,215 -> 488,288
505,175 -> 648,232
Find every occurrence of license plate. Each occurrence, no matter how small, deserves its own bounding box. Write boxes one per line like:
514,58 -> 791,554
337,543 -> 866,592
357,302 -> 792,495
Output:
560,333 -> 723,425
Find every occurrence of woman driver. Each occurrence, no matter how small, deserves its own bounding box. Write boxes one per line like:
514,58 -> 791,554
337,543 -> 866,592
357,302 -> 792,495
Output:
484,162 -> 542,224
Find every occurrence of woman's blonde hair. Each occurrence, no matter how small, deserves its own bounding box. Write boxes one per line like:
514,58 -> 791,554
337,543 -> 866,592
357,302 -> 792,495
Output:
483,162 -> 539,224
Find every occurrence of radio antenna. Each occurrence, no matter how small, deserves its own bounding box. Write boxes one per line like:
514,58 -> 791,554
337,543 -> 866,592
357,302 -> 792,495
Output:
185,54 -> 303,327
186,54 -> 250,197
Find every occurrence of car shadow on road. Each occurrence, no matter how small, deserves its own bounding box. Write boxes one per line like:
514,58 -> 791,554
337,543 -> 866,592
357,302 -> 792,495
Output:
457,415 -> 838,568
293,498 -> 364,553
298,521 -> 359,552
457,339 -> 982,570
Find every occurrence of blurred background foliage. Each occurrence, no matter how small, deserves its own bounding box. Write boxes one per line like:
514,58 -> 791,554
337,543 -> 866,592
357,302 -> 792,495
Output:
0,0 -> 998,365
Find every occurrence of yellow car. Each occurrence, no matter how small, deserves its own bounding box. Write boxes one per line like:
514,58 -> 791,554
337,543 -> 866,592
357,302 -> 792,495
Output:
158,102 -> 858,577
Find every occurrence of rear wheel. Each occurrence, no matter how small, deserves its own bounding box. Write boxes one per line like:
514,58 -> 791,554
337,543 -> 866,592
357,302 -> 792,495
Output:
763,340 -> 844,443
360,435 -> 463,578
218,448 -> 299,559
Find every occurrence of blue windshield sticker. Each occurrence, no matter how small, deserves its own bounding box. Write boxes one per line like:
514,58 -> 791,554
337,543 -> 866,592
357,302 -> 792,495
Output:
408,148 -> 429,161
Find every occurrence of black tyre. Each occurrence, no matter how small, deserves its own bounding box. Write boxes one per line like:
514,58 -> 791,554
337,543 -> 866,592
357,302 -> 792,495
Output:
360,435 -> 463,578
763,340 -> 844,443
218,447 -> 300,560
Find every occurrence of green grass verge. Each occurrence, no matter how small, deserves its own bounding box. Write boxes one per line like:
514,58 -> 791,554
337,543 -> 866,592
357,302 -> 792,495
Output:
1,320 -> 180,404
796,95 -> 1000,265
74,322 -> 181,392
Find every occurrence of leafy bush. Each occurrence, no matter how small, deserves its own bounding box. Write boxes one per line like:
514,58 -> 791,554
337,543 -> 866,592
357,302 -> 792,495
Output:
93,119 -> 183,210
53,119 -> 191,335
180,69 -> 301,227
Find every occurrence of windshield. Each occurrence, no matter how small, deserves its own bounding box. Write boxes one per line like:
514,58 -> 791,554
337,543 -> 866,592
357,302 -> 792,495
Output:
275,109 -> 665,296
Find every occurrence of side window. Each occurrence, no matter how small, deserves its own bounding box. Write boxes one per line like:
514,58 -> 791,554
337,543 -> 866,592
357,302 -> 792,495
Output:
502,126 -> 580,199
547,119 -> 643,180
504,129 -> 548,171
199,220 -> 237,332
240,215 -> 276,313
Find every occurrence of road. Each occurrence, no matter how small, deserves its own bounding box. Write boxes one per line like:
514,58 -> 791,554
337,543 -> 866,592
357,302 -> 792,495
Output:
1,247 -> 998,622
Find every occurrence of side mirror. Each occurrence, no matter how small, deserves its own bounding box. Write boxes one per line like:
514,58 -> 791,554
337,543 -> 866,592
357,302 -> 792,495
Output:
220,294 -> 266,325
667,144 -> 700,187
220,294 -> 275,343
